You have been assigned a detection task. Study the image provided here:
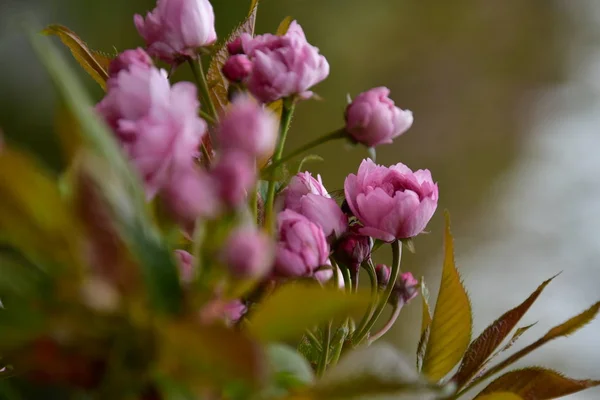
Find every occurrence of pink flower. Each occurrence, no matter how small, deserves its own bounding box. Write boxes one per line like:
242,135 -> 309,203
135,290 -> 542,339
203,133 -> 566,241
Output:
211,150 -> 257,208
282,173 -> 347,241
162,163 -> 219,232
275,210 -> 330,278
108,48 -> 153,78
344,159 -> 438,241
134,0 -> 217,63
96,66 -> 207,199
227,36 -> 244,55
221,227 -> 274,279
240,21 -> 329,103
390,272 -> 419,305
334,230 -> 372,269
222,55 -> 252,82
375,264 -> 391,288
216,95 -> 278,159
174,250 -> 194,283
200,298 -> 247,325
345,87 -> 413,147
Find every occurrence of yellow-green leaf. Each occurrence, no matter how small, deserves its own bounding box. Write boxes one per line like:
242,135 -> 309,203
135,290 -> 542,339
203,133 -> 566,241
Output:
476,393 -> 523,400
466,301 -> 600,390
453,275 -> 557,388
420,276 -> 432,335
0,148 -> 81,268
421,211 -> 472,381
42,24 -> 111,89
476,368 -> 600,399
276,16 -> 294,36
247,283 -> 370,342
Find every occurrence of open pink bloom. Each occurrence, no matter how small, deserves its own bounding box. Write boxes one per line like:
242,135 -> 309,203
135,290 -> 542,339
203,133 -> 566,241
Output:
134,0 -> 217,63
96,66 -> 207,199
345,87 -> 413,147
211,150 -> 257,208
216,95 -> 278,159
222,227 -> 274,279
108,48 -> 153,78
282,172 -> 347,241
239,21 -> 329,103
275,210 -> 330,278
344,159 -> 438,241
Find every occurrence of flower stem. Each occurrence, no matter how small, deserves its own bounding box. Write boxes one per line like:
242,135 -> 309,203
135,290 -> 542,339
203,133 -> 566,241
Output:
352,241 -> 402,346
316,322 -> 332,377
329,325 -> 348,368
188,58 -> 218,122
368,302 -> 402,344
304,329 -> 322,351
199,109 -> 216,124
262,128 -> 346,175
264,103 -> 295,232
352,260 -> 379,341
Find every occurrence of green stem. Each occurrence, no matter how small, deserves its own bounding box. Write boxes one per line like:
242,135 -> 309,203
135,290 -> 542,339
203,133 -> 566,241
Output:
329,326 -> 348,368
262,128 -> 346,175
352,241 -> 402,346
264,103 -> 295,232
352,260 -> 379,341
199,109 -> 216,124
304,329 -> 322,351
368,302 -> 402,344
249,187 -> 258,223
316,322 -> 332,377
188,58 -> 218,122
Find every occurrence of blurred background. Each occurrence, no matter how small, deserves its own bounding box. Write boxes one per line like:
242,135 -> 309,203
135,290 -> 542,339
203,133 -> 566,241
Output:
1,0 -> 600,397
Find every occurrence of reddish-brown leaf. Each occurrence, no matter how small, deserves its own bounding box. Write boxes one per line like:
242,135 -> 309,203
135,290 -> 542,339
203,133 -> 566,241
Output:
476,368 -> 600,399
452,275 -> 557,388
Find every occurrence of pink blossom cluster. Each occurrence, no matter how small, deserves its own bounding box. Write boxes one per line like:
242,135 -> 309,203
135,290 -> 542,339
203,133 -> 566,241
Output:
94,0 -> 437,325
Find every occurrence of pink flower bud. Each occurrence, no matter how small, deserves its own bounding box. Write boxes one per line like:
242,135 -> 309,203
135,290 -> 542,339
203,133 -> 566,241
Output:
241,21 -> 329,103
108,48 -> 153,78
344,159 -> 438,241
96,65 -> 207,200
345,87 -> 413,147
200,298 -> 246,325
275,210 -> 330,278
334,231 -> 372,269
222,55 -> 253,82
211,150 -> 257,208
216,95 -> 278,159
375,264 -> 390,288
134,0 -> 217,63
222,227 -> 274,279
227,36 -> 244,55
390,272 -> 419,305
174,249 -> 194,283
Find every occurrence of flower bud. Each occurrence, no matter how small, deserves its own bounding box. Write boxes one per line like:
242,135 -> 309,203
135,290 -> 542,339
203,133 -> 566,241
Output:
108,48 -> 153,78
134,0 -> 217,63
227,36 -> 244,55
211,150 -> 257,209
200,298 -> 247,325
174,249 -> 194,283
345,87 -> 413,147
216,95 -> 278,160
334,231 -> 372,269
221,227 -> 274,280
275,210 -> 330,278
222,55 -> 252,82
389,272 -> 419,306
375,264 -> 391,288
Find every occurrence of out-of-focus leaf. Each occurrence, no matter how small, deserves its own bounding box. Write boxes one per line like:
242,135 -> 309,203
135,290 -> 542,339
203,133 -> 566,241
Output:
476,368 -> 600,399
247,283 -> 370,342
467,301 -> 600,389
421,211 -> 472,381
453,275 -> 557,388
260,344 -> 314,398
294,343 -> 445,400
42,24 -> 111,89
276,16 -> 294,36
207,2 -> 258,112
0,148 -> 81,269
31,34 -> 182,314
54,102 -> 83,165
476,393 -> 523,400
158,322 -> 266,388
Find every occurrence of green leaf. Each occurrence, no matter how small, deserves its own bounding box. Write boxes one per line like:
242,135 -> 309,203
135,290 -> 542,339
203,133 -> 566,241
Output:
421,211 -> 472,381
259,344 -> 314,398
0,148 -> 81,269
158,322 -> 266,388
247,283 -> 370,342
453,275 -> 557,388
31,34 -> 182,314
476,368 -> 600,399
420,277 -> 432,335
467,301 -> 600,390
476,393 -> 523,400
297,343 -> 446,400
42,24 -> 111,89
